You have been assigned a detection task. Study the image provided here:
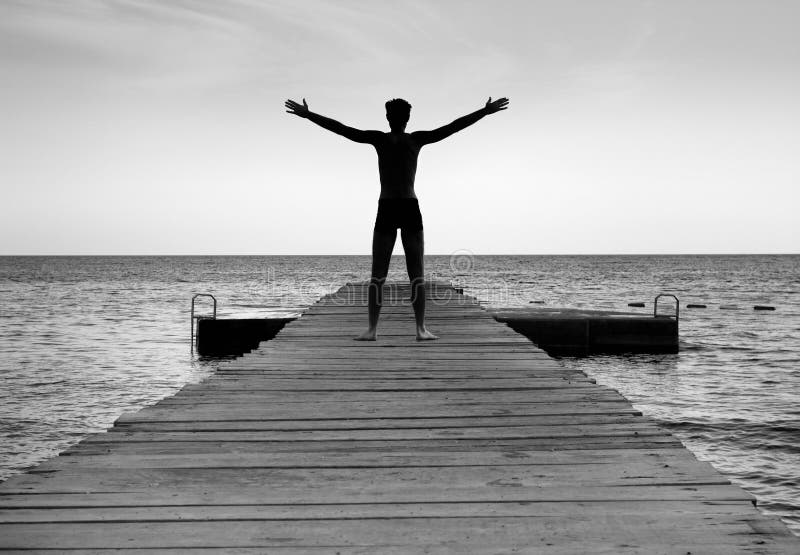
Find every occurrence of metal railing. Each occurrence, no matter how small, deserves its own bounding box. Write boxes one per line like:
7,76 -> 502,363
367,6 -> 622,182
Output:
191,294 -> 216,354
654,293 -> 679,324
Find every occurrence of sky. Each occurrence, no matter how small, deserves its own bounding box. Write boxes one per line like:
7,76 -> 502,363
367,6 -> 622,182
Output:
1,0 -> 798,255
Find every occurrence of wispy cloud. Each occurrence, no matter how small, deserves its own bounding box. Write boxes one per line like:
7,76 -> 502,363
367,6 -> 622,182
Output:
2,1 -> 798,253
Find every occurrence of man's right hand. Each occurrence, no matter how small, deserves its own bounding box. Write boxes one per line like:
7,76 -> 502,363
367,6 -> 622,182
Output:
484,97 -> 509,114
285,98 -> 310,118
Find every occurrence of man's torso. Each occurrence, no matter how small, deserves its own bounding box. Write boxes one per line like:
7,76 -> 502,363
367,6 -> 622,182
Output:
373,132 -> 422,199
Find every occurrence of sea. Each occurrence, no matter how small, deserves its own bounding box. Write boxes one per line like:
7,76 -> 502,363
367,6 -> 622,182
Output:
0,254 -> 798,534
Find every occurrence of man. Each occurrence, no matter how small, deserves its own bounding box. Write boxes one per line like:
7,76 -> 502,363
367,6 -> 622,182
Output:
285,95 -> 509,340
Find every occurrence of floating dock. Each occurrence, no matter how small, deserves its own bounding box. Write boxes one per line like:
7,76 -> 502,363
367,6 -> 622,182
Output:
0,282 -> 796,552
196,317 -> 295,356
493,306 -> 678,356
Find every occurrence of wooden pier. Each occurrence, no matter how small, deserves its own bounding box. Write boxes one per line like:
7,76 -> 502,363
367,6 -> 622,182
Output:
1,282 -> 796,553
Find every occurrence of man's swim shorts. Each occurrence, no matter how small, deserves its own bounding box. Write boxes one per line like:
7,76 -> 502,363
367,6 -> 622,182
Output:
374,198 -> 424,233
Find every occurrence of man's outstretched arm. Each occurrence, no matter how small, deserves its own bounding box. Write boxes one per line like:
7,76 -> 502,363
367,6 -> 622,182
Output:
285,98 -> 380,144
413,97 -> 509,146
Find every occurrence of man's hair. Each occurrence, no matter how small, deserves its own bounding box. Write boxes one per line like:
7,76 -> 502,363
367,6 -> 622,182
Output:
385,98 -> 411,122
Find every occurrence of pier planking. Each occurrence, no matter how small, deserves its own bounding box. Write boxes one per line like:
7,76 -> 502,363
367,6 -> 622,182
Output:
0,282 -> 797,553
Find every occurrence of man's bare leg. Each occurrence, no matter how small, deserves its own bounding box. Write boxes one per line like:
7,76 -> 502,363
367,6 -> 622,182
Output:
355,229 -> 396,341
401,228 -> 438,340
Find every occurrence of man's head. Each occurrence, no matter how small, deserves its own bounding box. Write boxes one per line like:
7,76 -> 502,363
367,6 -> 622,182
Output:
385,98 -> 411,132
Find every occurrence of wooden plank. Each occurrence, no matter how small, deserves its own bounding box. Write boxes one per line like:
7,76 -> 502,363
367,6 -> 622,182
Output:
0,484 -> 755,507
0,500 -> 764,523
112,414 -> 648,428
151,390 -> 626,401
0,544 -> 793,555
2,516 -> 796,551
3,467 -> 732,497
177,378 -> 597,391
30,446 -> 704,471
56,439 -> 687,457
84,425 -> 671,443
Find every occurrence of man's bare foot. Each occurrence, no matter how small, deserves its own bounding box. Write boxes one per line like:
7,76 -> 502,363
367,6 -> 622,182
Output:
354,329 -> 377,341
416,328 -> 439,341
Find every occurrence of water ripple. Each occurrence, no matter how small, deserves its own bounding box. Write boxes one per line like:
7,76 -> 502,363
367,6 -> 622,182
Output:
0,254 -> 798,535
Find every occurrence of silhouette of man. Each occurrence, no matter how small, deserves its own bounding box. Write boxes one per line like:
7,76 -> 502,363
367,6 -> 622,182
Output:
285,96 -> 509,340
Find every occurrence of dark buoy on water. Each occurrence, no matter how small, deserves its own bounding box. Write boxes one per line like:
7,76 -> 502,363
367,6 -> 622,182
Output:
754,305 -> 775,311
529,300 -> 545,304
628,302 -> 645,308
687,304 -> 707,309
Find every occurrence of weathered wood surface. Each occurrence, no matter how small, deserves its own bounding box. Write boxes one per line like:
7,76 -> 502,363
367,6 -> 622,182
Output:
1,282 -> 796,553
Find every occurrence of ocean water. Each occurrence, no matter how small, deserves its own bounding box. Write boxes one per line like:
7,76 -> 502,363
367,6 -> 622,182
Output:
0,255 -> 798,534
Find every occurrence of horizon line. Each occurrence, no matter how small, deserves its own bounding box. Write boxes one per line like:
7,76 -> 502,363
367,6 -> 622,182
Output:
1,252 -> 798,257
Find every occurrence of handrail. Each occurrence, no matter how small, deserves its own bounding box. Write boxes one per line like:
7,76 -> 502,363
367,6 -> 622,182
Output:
654,294 -> 679,325
191,294 -> 217,354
